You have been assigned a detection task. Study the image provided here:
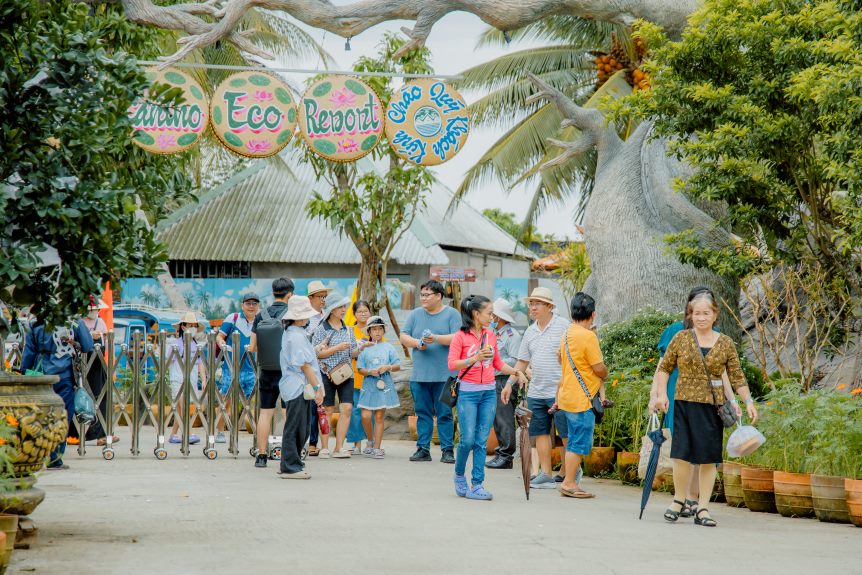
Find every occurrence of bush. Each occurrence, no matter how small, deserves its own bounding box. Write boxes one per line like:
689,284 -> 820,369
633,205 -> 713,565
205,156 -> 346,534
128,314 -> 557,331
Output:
598,308 -> 678,372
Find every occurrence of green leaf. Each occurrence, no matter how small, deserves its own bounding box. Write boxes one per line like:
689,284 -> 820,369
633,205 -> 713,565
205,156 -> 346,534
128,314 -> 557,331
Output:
212,105 -> 223,125
276,130 -> 291,145
275,87 -> 292,105
360,135 -> 378,151
249,74 -> 271,86
287,108 -> 296,123
313,140 -> 337,155
164,71 -> 186,85
177,133 -> 198,146
229,77 -> 248,88
313,82 -> 332,97
223,132 -> 243,147
345,79 -> 367,95
134,132 -> 155,146
189,85 -> 203,100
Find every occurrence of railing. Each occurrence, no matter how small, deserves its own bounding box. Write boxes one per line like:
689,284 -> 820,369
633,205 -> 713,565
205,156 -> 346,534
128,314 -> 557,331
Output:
1,330 -> 281,461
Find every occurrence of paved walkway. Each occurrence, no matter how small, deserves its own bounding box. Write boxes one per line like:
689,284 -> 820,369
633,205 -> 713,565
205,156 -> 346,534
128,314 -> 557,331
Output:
13,433 -> 860,575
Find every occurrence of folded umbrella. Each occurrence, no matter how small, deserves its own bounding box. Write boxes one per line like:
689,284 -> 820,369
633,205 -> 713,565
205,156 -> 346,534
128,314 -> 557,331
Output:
639,412 -> 667,519
515,401 -> 533,501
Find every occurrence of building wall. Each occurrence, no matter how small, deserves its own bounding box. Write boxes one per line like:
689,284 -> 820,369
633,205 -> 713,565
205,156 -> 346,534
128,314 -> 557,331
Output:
442,250 -> 531,299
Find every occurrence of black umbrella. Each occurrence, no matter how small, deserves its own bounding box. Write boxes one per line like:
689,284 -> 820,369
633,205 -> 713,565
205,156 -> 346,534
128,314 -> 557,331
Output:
639,413 -> 667,519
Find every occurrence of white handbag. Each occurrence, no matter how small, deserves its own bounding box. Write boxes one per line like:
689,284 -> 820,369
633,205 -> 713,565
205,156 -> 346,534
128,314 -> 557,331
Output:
638,412 -> 673,479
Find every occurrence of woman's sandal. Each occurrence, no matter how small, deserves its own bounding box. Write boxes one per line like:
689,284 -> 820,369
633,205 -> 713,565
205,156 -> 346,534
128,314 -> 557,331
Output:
680,498 -> 699,518
664,499 -> 686,522
694,508 -> 717,527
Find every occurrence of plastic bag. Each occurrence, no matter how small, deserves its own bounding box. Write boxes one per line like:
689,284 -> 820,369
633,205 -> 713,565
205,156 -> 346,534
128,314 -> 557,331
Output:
638,413 -> 673,479
74,386 -> 96,425
726,423 -> 765,458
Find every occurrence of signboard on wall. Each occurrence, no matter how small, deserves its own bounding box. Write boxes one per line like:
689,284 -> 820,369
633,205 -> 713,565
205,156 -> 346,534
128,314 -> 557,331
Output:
430,267 -> 477,282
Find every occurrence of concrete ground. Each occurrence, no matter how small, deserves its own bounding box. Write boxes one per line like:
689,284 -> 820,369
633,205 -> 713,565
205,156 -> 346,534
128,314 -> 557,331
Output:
11,431 -> 860,575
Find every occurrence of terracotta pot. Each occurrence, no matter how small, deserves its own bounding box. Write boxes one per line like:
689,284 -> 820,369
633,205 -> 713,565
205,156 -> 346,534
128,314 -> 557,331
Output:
616,451 -> 640,485
583,446 -> 615,476
773,471 -> 815,518
651,472 -> 674,492
811,474 -> 850,523
741,467 -> 777,513
721,462 -> 746,508
552,447 -> 563,468
0,531 -> 6,575
0,514 -> 17,575
0,374 -> 67,476
486,428 -> 498,456
844,478 -> 862,528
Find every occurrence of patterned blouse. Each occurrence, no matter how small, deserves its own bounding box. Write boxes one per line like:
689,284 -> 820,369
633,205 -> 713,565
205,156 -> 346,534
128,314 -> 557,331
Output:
658,330 -> 747,405
312,320 -> 357,372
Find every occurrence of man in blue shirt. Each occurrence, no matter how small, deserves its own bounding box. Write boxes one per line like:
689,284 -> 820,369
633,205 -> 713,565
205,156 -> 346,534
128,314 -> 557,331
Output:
21,316 -> 94,470
216,292 -> 259,443
399,280 -> 460,463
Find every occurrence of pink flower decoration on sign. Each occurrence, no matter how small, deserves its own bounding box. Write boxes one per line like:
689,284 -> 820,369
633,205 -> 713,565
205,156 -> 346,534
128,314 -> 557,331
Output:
156,135 -> 176,149
337,138 -> 359,153
246,140 -> 272,154
330,88 -> 356,108
254,90 -> 273,102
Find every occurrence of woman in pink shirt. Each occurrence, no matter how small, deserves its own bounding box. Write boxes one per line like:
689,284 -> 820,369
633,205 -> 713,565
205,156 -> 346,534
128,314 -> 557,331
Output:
448,295 -> 526,501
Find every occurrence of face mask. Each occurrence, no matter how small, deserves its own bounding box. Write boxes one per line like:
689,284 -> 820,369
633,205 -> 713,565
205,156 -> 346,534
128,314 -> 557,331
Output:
87,311 -> 99,320
185,327 -> 198,337
489,321 -> 498,331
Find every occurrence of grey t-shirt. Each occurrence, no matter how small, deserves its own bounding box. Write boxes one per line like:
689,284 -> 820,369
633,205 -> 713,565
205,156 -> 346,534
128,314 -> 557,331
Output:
517,314 -> 570,399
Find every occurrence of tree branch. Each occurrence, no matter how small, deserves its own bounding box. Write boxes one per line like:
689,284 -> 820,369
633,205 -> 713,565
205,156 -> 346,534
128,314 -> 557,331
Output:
119,0 -> 698,66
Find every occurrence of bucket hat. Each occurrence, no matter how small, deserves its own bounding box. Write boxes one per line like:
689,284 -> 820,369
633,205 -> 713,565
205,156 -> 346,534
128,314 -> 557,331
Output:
307,280 -> 332,297
492,298 -> 516,324
525,287 -> 555,306
364,315 -> 386,336
284,296 -> 317,321
322,297 -> 351,322
171,311 -> 199,327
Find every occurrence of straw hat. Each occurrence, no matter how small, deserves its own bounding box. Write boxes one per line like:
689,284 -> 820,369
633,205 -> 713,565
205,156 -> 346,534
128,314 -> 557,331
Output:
492,298 -> 516,324
322,296 -> 351,322
364,316 -> 386,336
525,287 -> 555,306
171,311 -> 199,327
307,280 -> 332,297
284,296 -> 318,321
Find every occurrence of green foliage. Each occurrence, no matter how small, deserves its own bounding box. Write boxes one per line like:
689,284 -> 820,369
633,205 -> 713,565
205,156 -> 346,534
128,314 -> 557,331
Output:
0,1 -> 194,327
741,383 -> 862,478
610,0 -> 862,298
304,33 -> 434,312
549,242 -> 591,299
599,308 -> 677,372
739,356 -> 768,400
480,208 -> 542,246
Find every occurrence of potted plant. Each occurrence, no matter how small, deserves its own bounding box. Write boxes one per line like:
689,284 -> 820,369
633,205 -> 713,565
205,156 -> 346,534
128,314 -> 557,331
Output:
808,390 -> 858,523
766,387 -> 816,518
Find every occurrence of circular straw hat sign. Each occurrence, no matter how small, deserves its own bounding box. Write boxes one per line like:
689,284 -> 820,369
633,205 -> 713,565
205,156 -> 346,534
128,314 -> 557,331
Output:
128,67 -> 208,154
384,79 -> 470,166
298,76 -> 384,162
210,72 -> 297,158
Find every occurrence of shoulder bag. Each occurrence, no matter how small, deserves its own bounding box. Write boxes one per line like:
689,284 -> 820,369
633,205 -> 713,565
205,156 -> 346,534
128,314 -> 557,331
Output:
692,330 -> 738,428
562,331 -> 604,424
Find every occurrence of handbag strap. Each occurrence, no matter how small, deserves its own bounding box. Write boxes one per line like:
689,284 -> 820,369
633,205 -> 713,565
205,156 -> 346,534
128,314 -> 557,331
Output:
563,331 -> 594,401
691,330 -> 719,406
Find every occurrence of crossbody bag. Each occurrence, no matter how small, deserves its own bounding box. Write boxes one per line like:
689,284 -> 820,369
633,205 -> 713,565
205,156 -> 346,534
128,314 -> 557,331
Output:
562,332 -> 604,424
692,330 -> 738,428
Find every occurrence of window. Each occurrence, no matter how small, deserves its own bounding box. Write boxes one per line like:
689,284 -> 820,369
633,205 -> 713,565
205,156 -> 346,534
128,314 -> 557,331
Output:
168,260 -> 251,279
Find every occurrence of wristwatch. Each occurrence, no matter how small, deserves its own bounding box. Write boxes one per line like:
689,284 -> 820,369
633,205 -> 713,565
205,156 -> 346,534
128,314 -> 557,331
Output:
744,398 -> 754,405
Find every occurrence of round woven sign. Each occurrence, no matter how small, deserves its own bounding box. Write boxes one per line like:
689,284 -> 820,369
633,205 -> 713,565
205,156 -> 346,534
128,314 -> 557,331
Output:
210,72 -> 297,158
298,76 -> 384,162
128,67 -> 208,154
384,79 -> 470,166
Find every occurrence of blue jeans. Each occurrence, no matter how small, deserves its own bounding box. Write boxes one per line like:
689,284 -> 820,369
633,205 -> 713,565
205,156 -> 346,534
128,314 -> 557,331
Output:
219,364 -> 255,398
455,389 -> 496,485
346,390 -> 366,444
409,381 -> 454,451
50,376 -> 75,466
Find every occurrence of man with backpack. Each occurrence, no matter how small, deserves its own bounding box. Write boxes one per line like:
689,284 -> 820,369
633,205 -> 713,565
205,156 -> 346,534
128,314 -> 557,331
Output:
249,278 -> 294,468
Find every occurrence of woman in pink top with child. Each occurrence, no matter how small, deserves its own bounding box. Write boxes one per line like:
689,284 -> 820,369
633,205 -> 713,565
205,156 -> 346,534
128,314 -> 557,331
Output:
448,295 -> 526,501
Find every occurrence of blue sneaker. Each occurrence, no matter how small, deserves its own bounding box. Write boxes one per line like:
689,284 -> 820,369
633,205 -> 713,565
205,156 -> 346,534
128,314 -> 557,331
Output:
466,484 -> 493,501
454,474 -> 468,497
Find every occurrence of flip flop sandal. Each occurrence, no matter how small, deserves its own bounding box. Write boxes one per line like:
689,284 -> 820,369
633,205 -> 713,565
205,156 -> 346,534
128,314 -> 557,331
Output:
664,499 -> 686,522
680,498 -> 698,518
694,508 -> 717,527
560,486 -> 595,499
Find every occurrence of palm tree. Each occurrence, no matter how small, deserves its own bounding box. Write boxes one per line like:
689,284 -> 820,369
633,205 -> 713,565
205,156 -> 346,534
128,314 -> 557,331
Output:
453,17 -> 631,233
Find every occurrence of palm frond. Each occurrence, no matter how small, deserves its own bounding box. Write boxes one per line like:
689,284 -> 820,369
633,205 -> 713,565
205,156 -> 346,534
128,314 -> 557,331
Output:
456,45 -> 593,92
477,16 -> 624,49
245,9 -> 334,67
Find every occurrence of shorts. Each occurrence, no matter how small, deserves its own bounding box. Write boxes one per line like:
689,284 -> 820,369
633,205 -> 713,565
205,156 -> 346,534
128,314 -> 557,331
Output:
527,396 -> 567,438
322,373 -> 354,407
258,369 -> 283,410
562,409 -> 595,455
219,366 -> 256,398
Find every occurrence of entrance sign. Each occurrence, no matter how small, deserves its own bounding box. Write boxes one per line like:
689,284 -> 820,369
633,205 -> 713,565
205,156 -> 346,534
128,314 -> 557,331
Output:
384,79 -> 470,166
210,72 -> 297,158
430,267 -> 477,282
128,67 -> 208,154
298,76 -> 384,162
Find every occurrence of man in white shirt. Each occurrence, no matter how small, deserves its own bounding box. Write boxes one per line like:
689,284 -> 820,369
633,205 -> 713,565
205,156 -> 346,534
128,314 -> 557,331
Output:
501,287 -> 570,489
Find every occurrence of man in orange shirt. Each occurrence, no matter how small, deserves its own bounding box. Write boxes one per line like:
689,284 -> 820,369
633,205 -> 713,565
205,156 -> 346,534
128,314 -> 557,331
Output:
557,292 -> 608,499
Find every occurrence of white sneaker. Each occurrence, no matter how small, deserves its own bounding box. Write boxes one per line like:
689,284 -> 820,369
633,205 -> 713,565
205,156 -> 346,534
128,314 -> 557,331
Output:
530,472 -> 557,489
373,448 -> 384,459
362,447 -> 375,457
332,449 -> 351,459
318,449 -> 330,459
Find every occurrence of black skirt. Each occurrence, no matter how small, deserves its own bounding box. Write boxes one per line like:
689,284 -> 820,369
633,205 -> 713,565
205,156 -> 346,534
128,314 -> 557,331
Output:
670,400 -> 723,464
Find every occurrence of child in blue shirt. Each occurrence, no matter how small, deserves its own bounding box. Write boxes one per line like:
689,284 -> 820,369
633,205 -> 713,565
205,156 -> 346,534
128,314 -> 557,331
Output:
356,316 -> 401,459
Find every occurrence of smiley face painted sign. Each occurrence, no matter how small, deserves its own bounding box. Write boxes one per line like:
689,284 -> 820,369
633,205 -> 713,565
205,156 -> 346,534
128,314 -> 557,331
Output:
298,76 -> 384,162
128,67 -> 208,154
384,79 -> 470,166
210,72 -> 297,158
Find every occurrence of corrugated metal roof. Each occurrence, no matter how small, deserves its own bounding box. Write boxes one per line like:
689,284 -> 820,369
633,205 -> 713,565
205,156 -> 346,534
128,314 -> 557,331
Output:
157,153 -> 533,264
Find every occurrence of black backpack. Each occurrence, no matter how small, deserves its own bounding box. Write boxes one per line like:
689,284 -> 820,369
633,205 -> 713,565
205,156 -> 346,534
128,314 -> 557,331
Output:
256,305 -> 288,370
